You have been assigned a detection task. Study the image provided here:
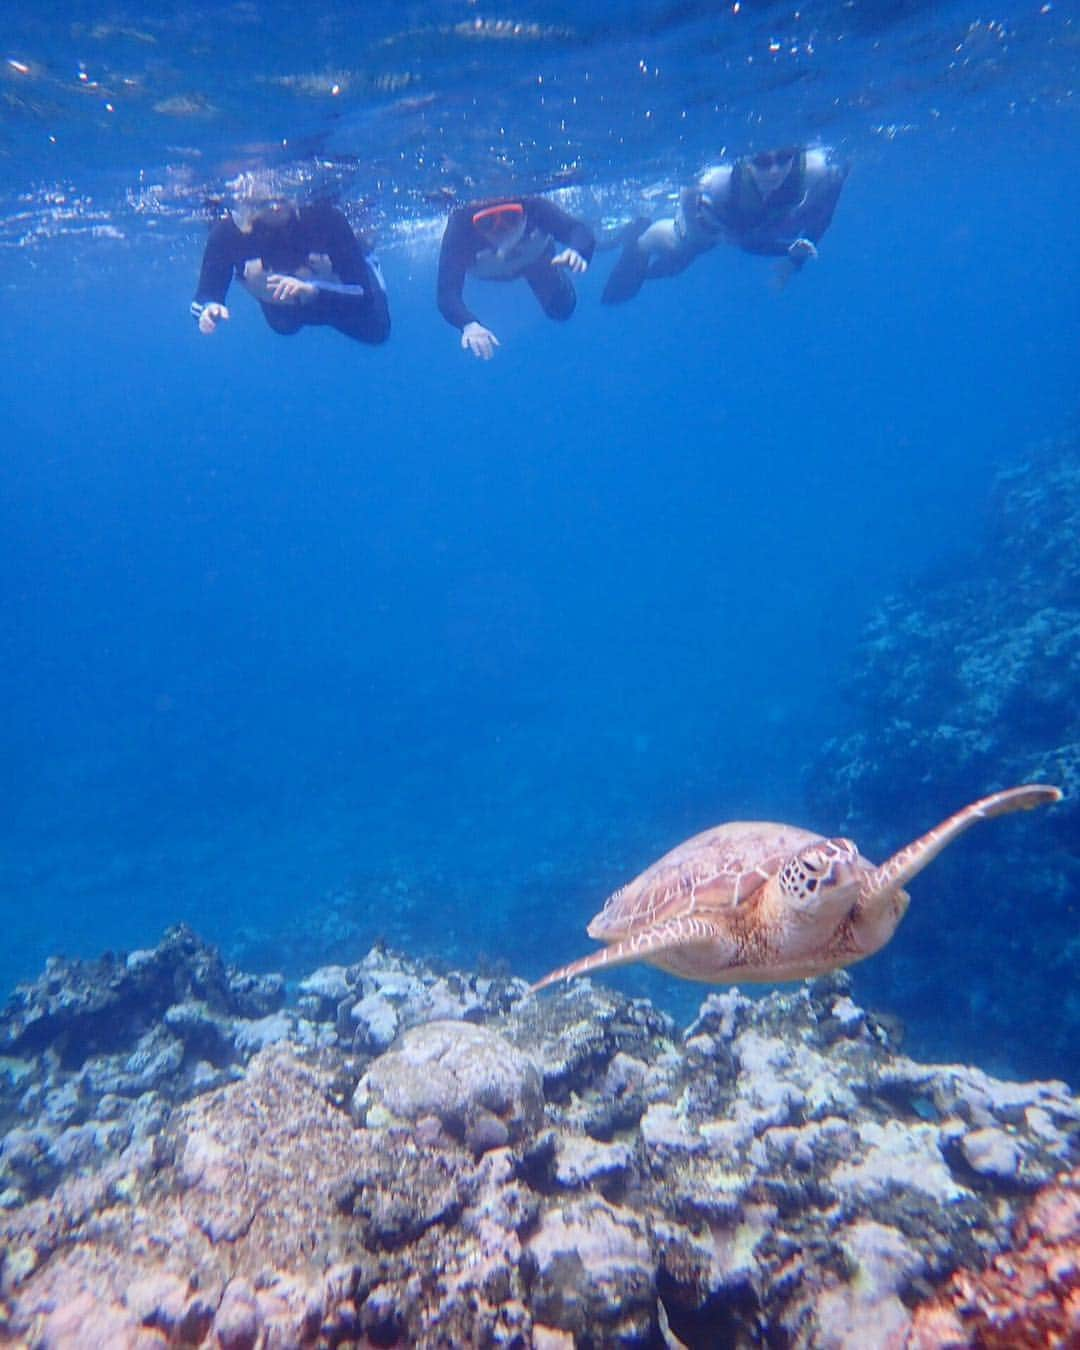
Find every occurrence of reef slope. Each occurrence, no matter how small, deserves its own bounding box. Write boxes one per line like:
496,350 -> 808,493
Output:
0,927 -> 1077,1347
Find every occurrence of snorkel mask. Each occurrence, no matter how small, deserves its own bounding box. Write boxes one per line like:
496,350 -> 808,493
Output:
733,149 -> 801,212
472,202 -> 526,253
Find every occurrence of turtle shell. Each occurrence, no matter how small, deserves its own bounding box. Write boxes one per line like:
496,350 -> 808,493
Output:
587,821 -> 827,942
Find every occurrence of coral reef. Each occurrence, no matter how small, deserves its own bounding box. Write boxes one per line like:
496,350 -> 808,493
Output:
803,434 -> 1080,1080
0,925 -> 285,1206
908,1166 -> 1080,1347
0,929 -> 1077,1346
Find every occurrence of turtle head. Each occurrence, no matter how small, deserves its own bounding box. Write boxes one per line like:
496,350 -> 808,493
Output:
776,837 -> 864,928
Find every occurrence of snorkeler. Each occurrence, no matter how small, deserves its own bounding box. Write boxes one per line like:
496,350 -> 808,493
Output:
191,197 -> 390,344
436,197 -> 595,360
601,146 -> 848,304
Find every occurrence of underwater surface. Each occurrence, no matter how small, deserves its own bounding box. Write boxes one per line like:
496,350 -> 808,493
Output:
1,0 -> 1079,1084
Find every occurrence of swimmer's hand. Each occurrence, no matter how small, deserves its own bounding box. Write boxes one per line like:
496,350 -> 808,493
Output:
462,321 -> 499,361
552,247 -> 588,274
266,273 -> 317,304
198,302 -> 230,335
240,259 -> 315,305
787,237 -> 818,266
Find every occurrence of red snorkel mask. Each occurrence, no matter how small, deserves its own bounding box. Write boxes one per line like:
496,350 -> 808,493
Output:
472,202 -> 525,240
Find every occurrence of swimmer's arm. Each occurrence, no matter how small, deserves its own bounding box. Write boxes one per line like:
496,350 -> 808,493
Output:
792,152 -> 848,247
305,277 -> 367,297
530,197 -> 595,265
261,274 -> 368,303
264,274 -> 318,303
191,218 -> 240,314
436,212 -> 480,330
323,206 -> 371,286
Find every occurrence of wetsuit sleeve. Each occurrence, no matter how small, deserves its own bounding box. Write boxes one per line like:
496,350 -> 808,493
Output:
193,220 -> 240,306
796,163 -> 847,246
436,211 -> 479,330
300,207 -> 390,343
322,207 -> 370,285
527,198 -> 595,263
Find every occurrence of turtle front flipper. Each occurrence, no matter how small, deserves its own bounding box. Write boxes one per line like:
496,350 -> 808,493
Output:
864,783 -> 1062,900
846,783 -> 1062,965
530,915 -> 733,993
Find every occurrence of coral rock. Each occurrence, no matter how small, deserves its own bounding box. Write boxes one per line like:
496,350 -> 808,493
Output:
351,1018 -> 543,1151
908,1167 -> 1080,1347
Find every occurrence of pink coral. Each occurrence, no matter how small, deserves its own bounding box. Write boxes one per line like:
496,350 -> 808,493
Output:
908,1168 -> 1080,1349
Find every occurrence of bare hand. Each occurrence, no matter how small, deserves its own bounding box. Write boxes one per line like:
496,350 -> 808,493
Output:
266,273 -> 317,304
198,302 -> 230,335
462,321 -> 499,360
241,258 -> 272,301
552,247 -> 588,274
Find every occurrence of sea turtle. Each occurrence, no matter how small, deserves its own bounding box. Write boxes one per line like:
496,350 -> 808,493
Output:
531,784 -> 1061,993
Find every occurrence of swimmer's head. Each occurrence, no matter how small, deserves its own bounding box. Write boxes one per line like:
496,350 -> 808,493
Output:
231,196 -> 298,233
741,148 -> 800,202
472,202 -> 527,255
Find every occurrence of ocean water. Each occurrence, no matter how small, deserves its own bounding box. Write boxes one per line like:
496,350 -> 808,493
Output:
1,3 -> 1077,1074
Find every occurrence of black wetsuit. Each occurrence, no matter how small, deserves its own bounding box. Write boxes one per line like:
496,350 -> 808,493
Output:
192,202 -> 390,344
436,197 -> 595,330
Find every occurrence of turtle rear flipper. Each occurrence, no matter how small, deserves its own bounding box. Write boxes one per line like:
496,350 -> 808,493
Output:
530,916 -> 732,992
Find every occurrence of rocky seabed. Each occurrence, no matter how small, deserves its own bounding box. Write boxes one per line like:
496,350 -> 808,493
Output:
0,925 -> 1077,1348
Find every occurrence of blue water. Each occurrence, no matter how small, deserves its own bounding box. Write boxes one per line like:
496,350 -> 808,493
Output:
1,3 -> 1077,1074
